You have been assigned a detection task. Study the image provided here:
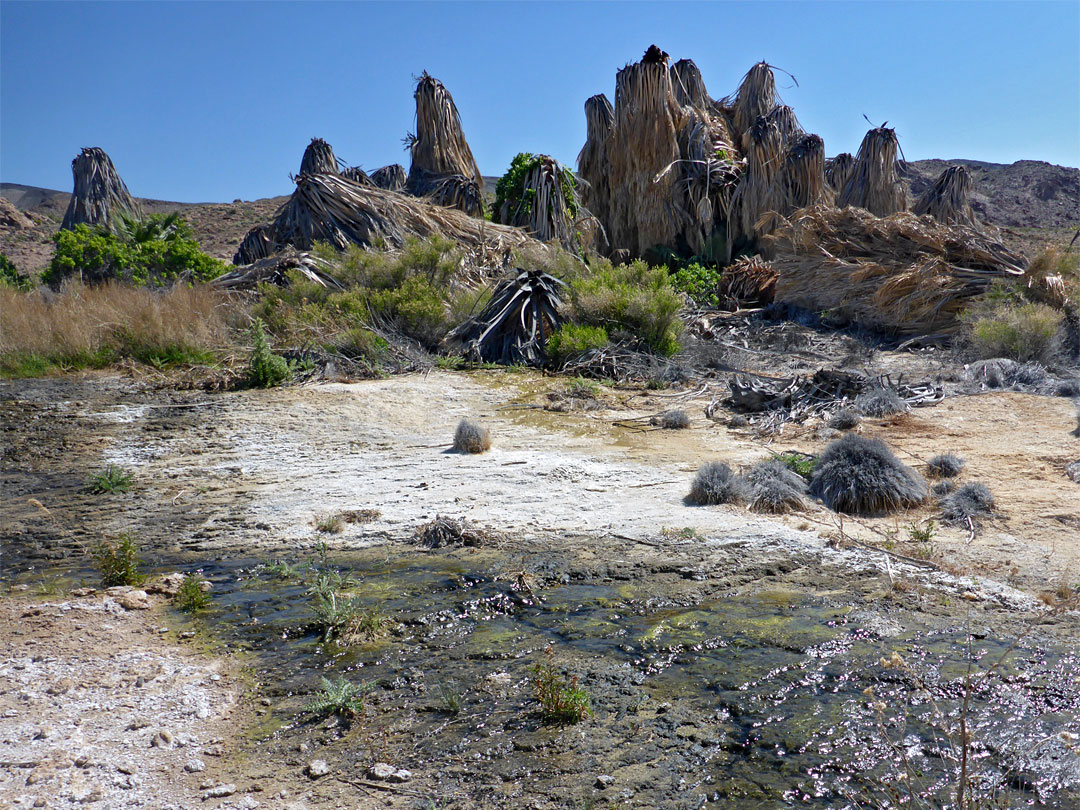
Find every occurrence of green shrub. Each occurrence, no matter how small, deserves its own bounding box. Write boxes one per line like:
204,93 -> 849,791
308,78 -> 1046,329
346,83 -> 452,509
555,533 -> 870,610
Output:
92,534 -> 145,587
304,676 -> 371,720
668,261 -> 724,307
493,152 -> 578,223
563,258 -> 682,356
546,324 -> 609,364
962,300 -> 1063,363
176,573 -> 211,613
530,646 -> 591,724
0,253 -> 32,290
777,452 -> 817,481
367,274 -> 450,347
85,464 -> 134,494
307,571 -> 390,644
43,214 -> 227,288
247,318 -> 291,387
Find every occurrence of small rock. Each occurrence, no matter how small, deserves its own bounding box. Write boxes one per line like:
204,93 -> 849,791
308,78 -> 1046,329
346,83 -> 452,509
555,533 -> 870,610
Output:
306,759 -> 329,778
184,759 -> 205,773
146,573 -> 185,597
596,774 -> 615,788
74,754 -> 91,768
150,730 -> 174,748
117,590 -> 151,610
33,799 -> 46,808
202,784 -> 237,799
961,590 -> 980,601
200,779 -> 216,789
116,761 -> 136,775
105,585 -> 134,596
32,727 -> 54,741
11,583 -> 29,591
367,762 -> 410,782
70,587 -> 97,597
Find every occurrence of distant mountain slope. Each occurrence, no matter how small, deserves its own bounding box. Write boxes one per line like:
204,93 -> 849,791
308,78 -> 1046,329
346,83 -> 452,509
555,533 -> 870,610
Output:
2,159 -> 1076,275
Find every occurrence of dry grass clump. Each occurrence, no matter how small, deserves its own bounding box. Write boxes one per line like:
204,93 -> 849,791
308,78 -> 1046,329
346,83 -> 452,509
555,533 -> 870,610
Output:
686,461 -> 749,505
744,459 -> 807,513
912,165 -> 978,228
0,282 -> 232,377
962,300 -> 1064,364
809,434 -> 927,515
827,408 -> 861,430
653,409 -> 690,429
61,147 -> 142,232
931,479 -> 956,497
453,419 -> 491,454
854,385 -> 908,417
926,453 -> 965,478
415,515 -> 496,548
837,126 -> 907,216
940,482 -> 994,524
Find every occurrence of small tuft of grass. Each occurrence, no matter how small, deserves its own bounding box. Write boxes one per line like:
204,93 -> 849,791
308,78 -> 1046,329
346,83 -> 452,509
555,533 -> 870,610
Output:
907,519 -> 937,544
777,452 -> 817,480
686,461 -> 748,506
175,573 -> 211,613
247,317 -> 291,388
91,534 -> 145,587
304,676 -> 372,721
653,409 -> 690,429
453,419 -> 491,454
84,464 -> 134,494
307,571 -> 390,644
315,513 -> 345,534
530,646 -> 591,724
926,453 -> 965,479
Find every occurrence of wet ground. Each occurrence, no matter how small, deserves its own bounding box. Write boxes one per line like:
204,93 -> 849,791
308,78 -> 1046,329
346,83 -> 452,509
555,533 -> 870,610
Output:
2,370 -> 1078,809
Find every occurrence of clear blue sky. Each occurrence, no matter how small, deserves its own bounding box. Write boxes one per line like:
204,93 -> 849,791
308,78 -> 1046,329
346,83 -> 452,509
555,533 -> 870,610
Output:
2,1 -> 1077,203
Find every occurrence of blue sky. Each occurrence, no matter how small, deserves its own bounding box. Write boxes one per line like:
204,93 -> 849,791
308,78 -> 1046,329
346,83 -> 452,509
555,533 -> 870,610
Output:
2,1 -> 1077,203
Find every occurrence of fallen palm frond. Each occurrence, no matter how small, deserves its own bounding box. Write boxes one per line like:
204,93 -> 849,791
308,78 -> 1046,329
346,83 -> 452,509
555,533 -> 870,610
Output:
420,172 -> 484,218
495,154 -> 583,250
760,205 -> 1029,334
237,173 -> 548,276
233,224 -> 279,265
825,153 -> 856,194
766,133 -> 830,217
445,267 -> 564,366
608,46 -> 688,255
370,164 -> 407,191
61,147 -> 142,232
726,62 -> 780,150
213,248 -> 343,290
340,166 -> 373,185
727,116 -> 784,258
718,255 -> 778,307
405,72 -> 484,215
837,127 -> 907,216
577,94 -> 615,238
912,165 -> 979,229
764,105 -> 804,147
300,138 -> 340,176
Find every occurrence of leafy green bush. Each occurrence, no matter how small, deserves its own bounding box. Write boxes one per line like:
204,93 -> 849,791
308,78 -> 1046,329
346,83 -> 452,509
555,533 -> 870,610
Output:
0,253 -> 32,290
530,646 -> 591,724
176,573 -> 211,613
668,261 -> 724,307
92,534 -> 145,587
247,318 -> 291,387
962,300 -> 1063,363
562,258 -> 683,356
85,464 -> 134,494
492,152 -> 578,224
546,324 -> 610,364
304,676 -> 371,720
43,214 -> 226,288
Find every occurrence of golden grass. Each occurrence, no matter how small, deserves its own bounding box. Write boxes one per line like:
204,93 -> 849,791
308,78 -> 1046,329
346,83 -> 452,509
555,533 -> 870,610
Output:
0,282 -> 236,376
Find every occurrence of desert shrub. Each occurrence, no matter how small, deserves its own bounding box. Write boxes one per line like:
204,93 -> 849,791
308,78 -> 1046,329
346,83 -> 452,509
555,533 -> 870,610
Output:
85,464 -> 134,494
809,434 -> 928,515
854,386 -> 907,417
304,676 -> 371,720
316,513 -> 345,534
530,646 -> 591,724
546,324 -> 610,364
175,573 -> 211,613
962,300 -> 1064,364
0,282 -> 230,378
247,318 -> 291,387
931,479 -> 955,497
562,258 -> 683,357
827,408 -> 861,430
0,253 -> 32,290
668,261 -> 724,307
654,409 -> 690,429
366,274 -> 451,347
92,534 -> 144,587
940,482 -> 994,524
307,571 -> 389,644
926,453 -> 965,478
744,459 -> 807,514
777,451 -> 817,480
453,419 -> 491,454
687,461 -> 749,505
43,215 -> 227,288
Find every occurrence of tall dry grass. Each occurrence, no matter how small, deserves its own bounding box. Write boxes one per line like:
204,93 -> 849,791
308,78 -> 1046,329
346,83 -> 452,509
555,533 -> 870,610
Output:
1,282 -> 238,377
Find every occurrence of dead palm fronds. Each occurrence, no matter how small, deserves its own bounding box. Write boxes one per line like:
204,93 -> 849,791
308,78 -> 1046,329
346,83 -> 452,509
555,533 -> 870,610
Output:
764,105 -> 804,147
405,72 -> 484,215
837,126 -> 907,216
233,224 -> 278,265
825,153 -> 856,194
766,133 -> 830,216
239,173 -> 547,275
671,58 -> 711,110
577,93 -> 615,238
727,115 -> 784,258
300,138 -> 340,176
422,173 -> 485,218
61,147 -> 142,232
340,166 -> 374,185
370,164 -> 407,191
214,247 -> 344,290
913,165 -> 979,229
608,46 -> 689,255
718,255 -> 778,307
759,205 -> 1029,334
445,267 -> 565,366
496,155 -> 582,250
727,62 -> 780,150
